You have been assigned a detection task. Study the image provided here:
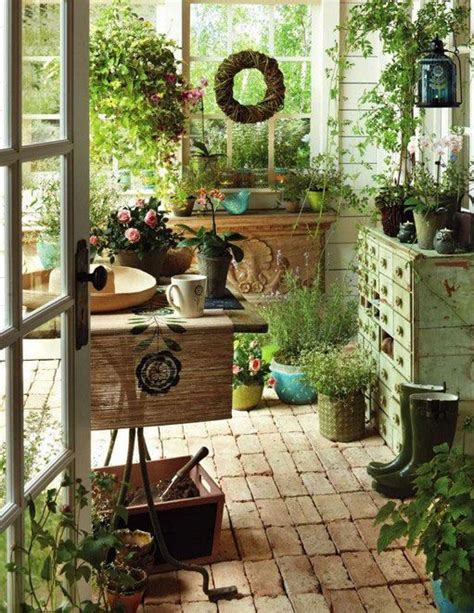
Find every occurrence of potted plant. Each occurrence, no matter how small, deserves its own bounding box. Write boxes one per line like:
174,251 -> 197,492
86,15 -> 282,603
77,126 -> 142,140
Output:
302,345 -> 376,441
105,563 -> 147,613
177,188 -> 246,298
375,420 -> 474,613
232,334 -> 272,411
191,139 -> 226,174
374,178 -> 411,237
281,170 -> 306,213
259,273 -> 357,405
93,197 -> 178,280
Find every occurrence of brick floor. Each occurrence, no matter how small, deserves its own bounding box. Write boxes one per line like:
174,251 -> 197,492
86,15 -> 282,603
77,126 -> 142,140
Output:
92,393 -> 436,612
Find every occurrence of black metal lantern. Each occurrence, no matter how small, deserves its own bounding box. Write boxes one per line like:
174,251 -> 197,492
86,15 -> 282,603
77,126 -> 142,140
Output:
417,37 -> 462,108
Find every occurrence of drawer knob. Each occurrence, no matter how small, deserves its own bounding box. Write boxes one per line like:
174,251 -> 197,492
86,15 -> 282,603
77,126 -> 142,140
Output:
371,331 -> 376,341
396,443 -> 402,452
381,369 -> 388,380
382,425 -> 387,434
395,383 -> 401,393
371,247 -> 376,255
395,266 -> 403,277
381,257 -> 387,268
396,325 -> 404,336
395,297 -> 403,307
393,414 -> 400,425
381,395 -> 387,407
381,285 -> 387,295
381,314 -> 388,323
371,263 -> 376,272
396,356 -> 404,367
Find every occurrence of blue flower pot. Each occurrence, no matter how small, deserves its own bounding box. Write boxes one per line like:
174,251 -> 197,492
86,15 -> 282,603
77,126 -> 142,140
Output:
432,579 -> 474,613
270,359 -> 317,405
37,239 -> 60,270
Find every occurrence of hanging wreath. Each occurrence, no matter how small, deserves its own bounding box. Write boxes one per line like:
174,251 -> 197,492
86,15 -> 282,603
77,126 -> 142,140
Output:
214,50 -> 285,124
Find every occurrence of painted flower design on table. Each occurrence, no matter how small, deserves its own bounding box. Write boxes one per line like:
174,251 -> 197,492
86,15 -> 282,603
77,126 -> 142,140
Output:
129,298 -> 185,395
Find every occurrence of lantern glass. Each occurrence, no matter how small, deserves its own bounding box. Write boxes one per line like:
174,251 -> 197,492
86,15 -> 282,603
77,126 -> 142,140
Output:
417,39 -> 460,108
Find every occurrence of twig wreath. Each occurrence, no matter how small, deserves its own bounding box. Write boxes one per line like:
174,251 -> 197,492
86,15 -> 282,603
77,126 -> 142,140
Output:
214,50 -> 285,124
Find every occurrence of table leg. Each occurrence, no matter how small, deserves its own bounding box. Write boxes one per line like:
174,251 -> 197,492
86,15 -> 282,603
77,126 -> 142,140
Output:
112,428 -> 136,530
104,429 -> 118,466
136,427 -> 238,602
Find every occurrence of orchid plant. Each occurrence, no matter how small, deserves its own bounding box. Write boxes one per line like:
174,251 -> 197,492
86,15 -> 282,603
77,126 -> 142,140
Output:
91,197 -> 178,261
233,334 -> 272,389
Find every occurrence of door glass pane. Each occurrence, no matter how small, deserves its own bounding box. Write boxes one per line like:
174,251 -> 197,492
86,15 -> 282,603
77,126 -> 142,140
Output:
22,157 -> 63,318
274,4 -> 311,57
0,533 -> 7,612
0,0 -> 8,148
23,317 -> 64,490
0,348 -> 6,510
22,0 -> 62,144
191,3 -> 227,56
0,167 -> 6,329
231,5 -> 270,53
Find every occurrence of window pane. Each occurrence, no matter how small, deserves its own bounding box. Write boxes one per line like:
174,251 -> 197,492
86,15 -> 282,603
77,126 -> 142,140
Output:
275,118 -> 310,169
191,3 -> 227,56
280,62 -> 311,113
232,122 -> 268,170
190,118 -> 227,156
23,316 -> 64,490
231,5 -> 270,53
22,157 -> 63,318
0,348 -> 6,511
190,61 -> 221,114
233,69 -> 266,106
22,0 -> 62,144
0,167 -> 6,330
274,5 -> 311,57
0,0 -> 8,148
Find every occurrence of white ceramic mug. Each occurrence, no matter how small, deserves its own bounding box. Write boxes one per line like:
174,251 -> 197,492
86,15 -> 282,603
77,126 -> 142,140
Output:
165,274 -> 207,318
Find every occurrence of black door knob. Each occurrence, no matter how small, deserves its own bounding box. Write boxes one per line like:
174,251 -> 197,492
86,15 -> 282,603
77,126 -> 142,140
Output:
77,265 -> 108,291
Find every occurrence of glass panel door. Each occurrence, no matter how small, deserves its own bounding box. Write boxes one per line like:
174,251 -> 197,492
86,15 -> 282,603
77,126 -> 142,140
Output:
0,0 -> 90,608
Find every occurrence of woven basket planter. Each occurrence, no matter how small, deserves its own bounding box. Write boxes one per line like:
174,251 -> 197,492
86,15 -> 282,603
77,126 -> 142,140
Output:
318,392 -> 366,442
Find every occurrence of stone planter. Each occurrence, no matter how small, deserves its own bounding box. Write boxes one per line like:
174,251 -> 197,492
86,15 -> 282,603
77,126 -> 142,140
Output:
115,248 -> 168,281
318,392 -> 366,442
270,359 -> 317,405
414,210 -> 447,250
197,252 -> 232,298
161,247 -> 193,278
232,383 -> 264,411
284,200 -> 299,213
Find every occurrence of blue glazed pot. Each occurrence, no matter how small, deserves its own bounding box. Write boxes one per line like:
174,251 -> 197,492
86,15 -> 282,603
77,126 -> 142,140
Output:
270,359 -> 317,405
37,239 -> 60,270
432,579 -> 474,613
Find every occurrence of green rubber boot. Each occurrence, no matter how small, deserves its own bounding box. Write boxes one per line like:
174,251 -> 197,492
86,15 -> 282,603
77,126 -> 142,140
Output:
367,382 -> 445,478
373,392 -> 459,499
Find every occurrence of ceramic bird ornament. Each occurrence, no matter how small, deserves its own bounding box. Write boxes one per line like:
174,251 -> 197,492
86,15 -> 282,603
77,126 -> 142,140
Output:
222,190 -> 250,215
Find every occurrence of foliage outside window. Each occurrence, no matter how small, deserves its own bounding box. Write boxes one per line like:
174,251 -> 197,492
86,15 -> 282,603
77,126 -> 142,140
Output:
187,1 -> 314,183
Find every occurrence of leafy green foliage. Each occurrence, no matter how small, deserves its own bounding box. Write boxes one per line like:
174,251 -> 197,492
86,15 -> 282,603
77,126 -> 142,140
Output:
375,425 -> 474,608
301,345 -> 377,399
259,274 -> 358,365
233,334 -> 271,389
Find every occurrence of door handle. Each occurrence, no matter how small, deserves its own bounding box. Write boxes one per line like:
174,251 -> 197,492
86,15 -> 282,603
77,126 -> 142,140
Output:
75,239 -> 108,349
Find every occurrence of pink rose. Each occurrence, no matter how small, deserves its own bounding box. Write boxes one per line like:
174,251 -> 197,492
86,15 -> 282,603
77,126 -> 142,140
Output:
135,198 -> 146,208
89,235 -> 99,247
267,377 -> 276,387
117,208 -> 131,224
144,209 -> 158,229
249,358 -> 261,373
125,228 -> 141,243
232,364 -> 241,375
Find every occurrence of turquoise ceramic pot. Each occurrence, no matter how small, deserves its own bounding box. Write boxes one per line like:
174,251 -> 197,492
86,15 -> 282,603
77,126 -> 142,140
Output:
432,579 -> 474,613
37,239 -> 60,269
270,359 -> 317,405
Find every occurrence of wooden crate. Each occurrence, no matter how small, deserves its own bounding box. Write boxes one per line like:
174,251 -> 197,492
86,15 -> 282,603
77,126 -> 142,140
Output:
97,456 -> 225,569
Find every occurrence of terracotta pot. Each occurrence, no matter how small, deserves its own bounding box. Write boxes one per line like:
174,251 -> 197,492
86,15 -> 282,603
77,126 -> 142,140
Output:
115,247 -> 168,281
285,200 -> 299,213
232,383 -> 264,411
172,197 -> 195,218
380,205 -> 404,238
197,252 -> 232,298
413,210 -> 447,250
106,567 -> 147,613
161,247 -> 194,278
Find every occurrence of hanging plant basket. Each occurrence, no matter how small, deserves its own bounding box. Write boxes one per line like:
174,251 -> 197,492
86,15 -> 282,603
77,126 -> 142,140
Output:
214,50 -> 285,124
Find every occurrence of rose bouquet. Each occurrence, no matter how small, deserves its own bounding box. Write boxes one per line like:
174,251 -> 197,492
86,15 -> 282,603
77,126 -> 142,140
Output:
233,334 -> 272,389
91,197 -> 178,262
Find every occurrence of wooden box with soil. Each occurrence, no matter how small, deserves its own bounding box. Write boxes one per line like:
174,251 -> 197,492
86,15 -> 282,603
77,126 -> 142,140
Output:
99,455 -> 225,569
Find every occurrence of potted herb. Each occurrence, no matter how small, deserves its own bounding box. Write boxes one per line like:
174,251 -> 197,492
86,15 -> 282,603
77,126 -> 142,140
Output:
177,189 -> 245,298
259,273 -> 357,405
105,563 -> 147,613
375,421 -> 474,613
93,197 -> 178,280
232,334 -> 272,411
302,345 -> 376,441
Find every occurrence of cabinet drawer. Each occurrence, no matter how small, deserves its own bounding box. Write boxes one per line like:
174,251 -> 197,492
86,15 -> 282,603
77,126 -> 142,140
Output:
379,247 -> 393,276
379,302 -> 393,335
367,237 -> 379,261
393,312 -> 412,351
375,408 -> 393,449
392,425 -> 403,454
392,285 -> 411,320
368,272 -> 379,294
392,253 -> 412,291
379,274 -> 393,306
393,340 -> 412,380
374,380 -> 392,413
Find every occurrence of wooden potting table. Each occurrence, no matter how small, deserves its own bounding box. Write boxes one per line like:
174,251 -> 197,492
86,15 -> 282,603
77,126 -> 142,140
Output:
90,291 -> 268,601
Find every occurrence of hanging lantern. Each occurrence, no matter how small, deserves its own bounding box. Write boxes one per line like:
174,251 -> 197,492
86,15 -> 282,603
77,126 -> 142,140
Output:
417,37 -> 461,108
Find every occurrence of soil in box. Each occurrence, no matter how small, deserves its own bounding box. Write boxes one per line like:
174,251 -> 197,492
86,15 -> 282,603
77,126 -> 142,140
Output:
97,455 -> 224,568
